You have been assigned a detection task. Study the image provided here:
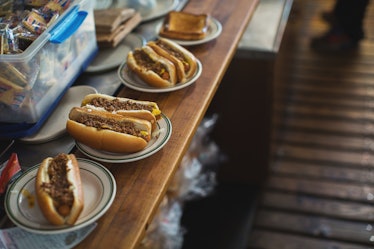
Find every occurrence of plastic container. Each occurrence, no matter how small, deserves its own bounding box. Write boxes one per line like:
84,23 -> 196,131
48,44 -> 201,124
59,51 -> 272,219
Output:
0,0 -> 97,138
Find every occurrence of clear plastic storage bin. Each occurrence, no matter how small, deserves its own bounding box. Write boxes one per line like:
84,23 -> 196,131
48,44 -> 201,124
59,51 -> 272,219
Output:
0,0 -> 97,138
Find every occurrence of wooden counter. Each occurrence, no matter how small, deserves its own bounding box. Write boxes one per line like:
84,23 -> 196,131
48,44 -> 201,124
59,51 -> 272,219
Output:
74,0 -> 259,248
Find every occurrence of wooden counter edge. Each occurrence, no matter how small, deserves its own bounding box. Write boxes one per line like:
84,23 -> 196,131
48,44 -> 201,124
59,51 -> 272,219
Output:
74,0 -> 260,248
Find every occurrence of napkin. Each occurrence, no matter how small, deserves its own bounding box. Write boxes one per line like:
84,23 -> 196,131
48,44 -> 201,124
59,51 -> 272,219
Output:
0,153 -> 21,194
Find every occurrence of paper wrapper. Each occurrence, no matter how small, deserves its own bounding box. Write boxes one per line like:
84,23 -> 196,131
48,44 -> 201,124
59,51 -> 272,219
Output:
0,76 -> 27,108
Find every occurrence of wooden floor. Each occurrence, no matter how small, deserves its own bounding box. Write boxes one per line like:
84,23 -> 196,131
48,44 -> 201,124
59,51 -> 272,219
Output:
247,0 -> 374,248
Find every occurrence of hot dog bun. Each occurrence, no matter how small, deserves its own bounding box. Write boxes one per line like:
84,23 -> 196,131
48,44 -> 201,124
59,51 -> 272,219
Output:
66,106 -> 152,153
81,93 -> 161,130
147,38 -> 197,82
35,153 -> 83,226
127,45 -> 177,88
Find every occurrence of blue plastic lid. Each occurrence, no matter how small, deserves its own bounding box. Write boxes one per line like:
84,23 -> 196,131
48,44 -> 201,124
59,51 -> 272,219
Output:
49,5 -> 88,44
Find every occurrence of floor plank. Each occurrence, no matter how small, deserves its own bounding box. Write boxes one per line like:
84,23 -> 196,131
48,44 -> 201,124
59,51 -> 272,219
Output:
261,191 -> 374,222
255,210 -> 374,245
248,0 -> 374,247
249,230 -> 373,249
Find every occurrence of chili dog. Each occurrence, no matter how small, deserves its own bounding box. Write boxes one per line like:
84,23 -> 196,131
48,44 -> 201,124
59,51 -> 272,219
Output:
127,45 -> 177,88
35,153 -> 84,226
81,93 -> 161,130
147,38 -> 197,83
66,106 -> 152,153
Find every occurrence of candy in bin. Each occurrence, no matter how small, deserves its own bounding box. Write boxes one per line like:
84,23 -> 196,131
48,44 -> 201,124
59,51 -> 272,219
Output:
3,62 -> 30,87
12,0 -> 26,12
40,1 -> 63,23
25,0 -> 49,8
0,1 -> 13,16
0,60 -> 39,109
53,0 -> 72,10
22,9 -> 47,35
0,82 -> 27,109
4,11 -> 29,30
40,0 -> 72,23
1,12 -> 29,52
0,23 -> 16,54
0,0 -> 73,55
15,30 -> 38,51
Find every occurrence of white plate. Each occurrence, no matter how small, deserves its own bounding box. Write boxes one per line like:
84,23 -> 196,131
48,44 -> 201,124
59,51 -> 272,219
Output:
76,113 -> 172,163
118,59 -> 202,93
5,158 -> 116,235
19,86 -> 98,144
158,17 -> 223,46
94,0 -> 113,9
113,0 -> 178,23
86,34 -> 146,73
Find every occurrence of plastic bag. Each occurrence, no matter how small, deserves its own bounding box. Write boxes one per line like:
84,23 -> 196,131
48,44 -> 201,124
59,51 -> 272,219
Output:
168,114 -> 226,201
138,197 -> 185,249
140,114 -> 225,249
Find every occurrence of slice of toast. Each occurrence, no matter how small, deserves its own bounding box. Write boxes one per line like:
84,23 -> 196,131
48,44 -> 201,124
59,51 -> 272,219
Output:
159,11 -> 209,40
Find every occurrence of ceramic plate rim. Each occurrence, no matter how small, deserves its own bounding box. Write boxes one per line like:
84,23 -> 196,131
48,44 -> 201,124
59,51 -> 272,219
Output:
94,0 -> 113,9
118,59 -> 202,93
157,17 -> 222,46
85,33 -> 146,73
5,158 -> 116,235
19,86 -> 98,144
113,0 -> 178,23
142,0 -> 178,22
75,113 -> 172,163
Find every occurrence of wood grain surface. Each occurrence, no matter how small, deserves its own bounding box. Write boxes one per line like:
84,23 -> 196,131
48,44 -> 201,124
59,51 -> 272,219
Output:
74,0 -> 259,248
